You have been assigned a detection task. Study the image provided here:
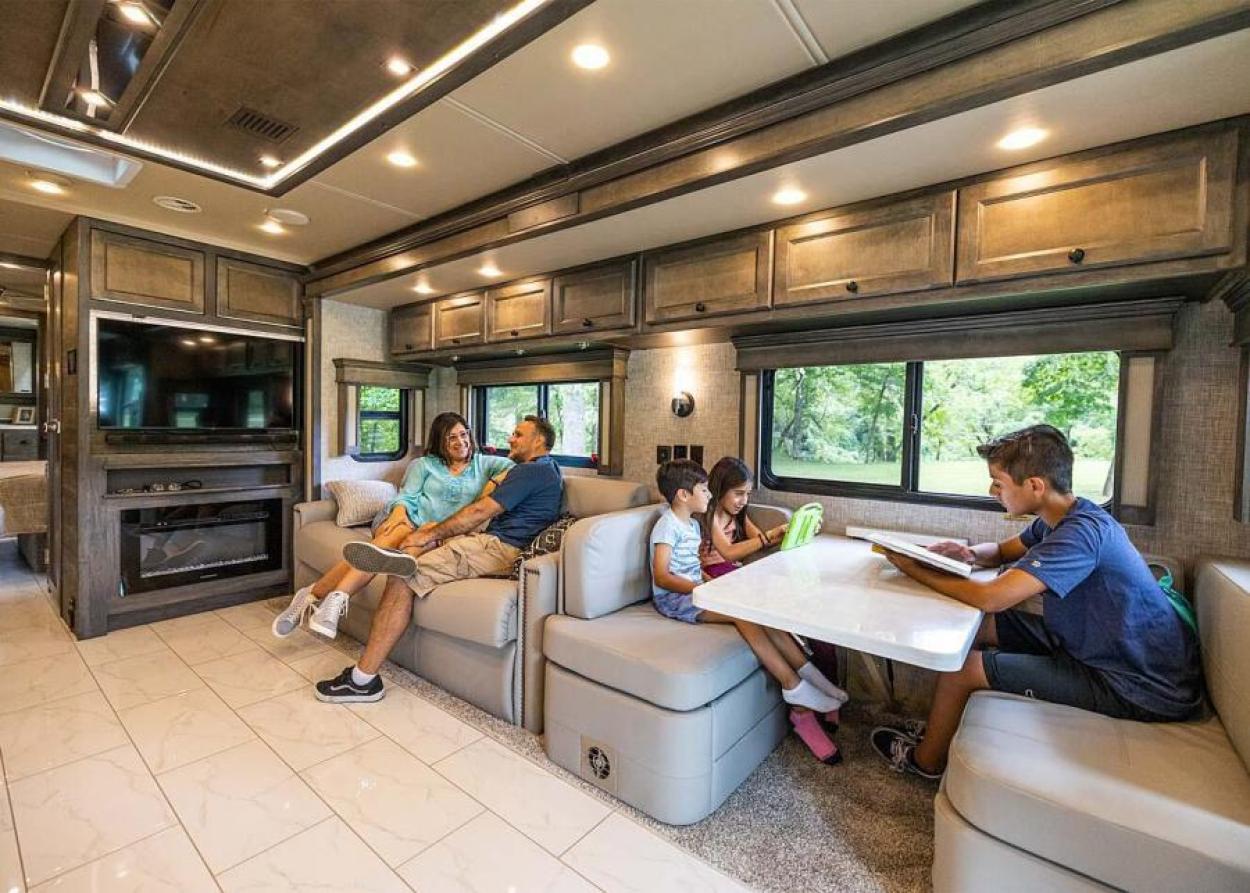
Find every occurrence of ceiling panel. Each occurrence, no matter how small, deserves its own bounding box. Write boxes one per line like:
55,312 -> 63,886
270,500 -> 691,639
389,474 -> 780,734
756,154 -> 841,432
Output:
0,0 -> 68,105
0,159 -> 417,265
335,29 -> 1250,309
792,0 -> 982,61
312,99 -> 558,219
448,0 -> 815,162
0,196 -> 73,258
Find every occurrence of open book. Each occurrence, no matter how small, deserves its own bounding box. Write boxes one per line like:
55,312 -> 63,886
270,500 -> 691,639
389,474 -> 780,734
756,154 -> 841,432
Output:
864,532 -> 975,578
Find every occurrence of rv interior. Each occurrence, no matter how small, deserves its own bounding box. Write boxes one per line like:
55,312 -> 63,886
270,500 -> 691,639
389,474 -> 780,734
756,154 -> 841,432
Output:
0,0 -> 1248,890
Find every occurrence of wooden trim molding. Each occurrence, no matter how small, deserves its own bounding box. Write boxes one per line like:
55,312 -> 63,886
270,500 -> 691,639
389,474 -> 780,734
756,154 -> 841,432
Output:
733,298 -> 1184,370
1236,346 -> 1250,523
306,0 -> 1250,297
333,358 -> 431,389
453,347 -> 628,386
1213,269 -> 1250,345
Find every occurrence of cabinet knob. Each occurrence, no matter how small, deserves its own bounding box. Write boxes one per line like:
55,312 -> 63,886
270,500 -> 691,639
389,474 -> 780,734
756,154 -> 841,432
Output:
509,329 -> 519,337
404,343 -> 413,350
845,280 -> 859,293
695,302 -> 707,312
581,318 -> 594,328
451,337 -> 461,344
1067,247 -> 1086,264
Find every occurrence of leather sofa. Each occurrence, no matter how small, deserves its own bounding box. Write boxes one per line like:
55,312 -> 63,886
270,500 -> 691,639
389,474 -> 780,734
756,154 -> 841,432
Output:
934,556 -> 1250,891
292,473 -> 649,732
543,501 -> 793,825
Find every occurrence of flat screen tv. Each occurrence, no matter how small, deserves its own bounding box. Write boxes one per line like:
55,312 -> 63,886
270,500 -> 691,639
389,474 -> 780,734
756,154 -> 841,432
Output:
96,317 -> 299,435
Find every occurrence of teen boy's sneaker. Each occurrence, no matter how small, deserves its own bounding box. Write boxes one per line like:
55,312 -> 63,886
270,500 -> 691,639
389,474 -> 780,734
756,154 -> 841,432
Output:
870,726 -> 942,780
343,542 -> 418,578
272,586 -> 318,638
308,591 -> 349,639
879,718 -> 927,743
315,667 -> 384,703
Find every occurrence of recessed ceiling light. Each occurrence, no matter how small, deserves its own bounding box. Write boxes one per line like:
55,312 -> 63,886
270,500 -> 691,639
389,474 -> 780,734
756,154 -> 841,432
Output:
258,220 -> 285,235
772,187 -> 807,206
77,88 -> 114,108
198,335 -> 217,344
386,57 -> 413,77
258,155 -> 282,169
179,338 -> 197,348
0,263 -> 20,270
115,1 -> 156,26
997,126 -> 1048,150
27,171 -> 70,195
413,282 -> 435,295
264,208 -> 310,226
478,263 -> 502,278
571,43 -> 610,70
152,195 -> 202,213
386,150 -> 418,168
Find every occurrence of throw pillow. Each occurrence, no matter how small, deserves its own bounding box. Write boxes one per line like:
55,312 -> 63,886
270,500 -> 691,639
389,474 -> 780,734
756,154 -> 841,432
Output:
510,514 -> 578,579
325,479 -> 398,528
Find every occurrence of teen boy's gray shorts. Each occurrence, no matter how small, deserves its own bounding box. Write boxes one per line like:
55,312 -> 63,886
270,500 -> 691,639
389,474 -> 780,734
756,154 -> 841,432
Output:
981,609 -> 1166,722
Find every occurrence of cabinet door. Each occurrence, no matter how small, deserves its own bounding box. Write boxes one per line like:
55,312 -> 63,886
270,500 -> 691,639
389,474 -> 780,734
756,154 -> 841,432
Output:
774,192 -> 955,307
215,258 -> 302,328
551,260 -> 637,335
485,278 -> 551,342
2,430 -> 38,461
956,128 -> 1239,284
434,292 -> 485,350
390,303 -> 433,355
643,232 -> 771,324
90,230 -> 206,313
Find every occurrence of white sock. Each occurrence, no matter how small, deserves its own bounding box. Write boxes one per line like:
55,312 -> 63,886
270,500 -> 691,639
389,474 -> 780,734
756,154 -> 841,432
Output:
781,678 -> 839,713
799,661 -> 849,707
351,666 -> 376,686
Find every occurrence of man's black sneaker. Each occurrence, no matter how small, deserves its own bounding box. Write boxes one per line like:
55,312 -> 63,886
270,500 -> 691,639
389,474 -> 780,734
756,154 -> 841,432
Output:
315,667 -> 384,703
870,726 -> 943,780
343,542 -> 418,577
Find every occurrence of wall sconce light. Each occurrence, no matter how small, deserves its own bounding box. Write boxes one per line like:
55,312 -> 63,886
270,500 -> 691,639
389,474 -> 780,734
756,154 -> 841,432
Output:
671,391 -> 695,417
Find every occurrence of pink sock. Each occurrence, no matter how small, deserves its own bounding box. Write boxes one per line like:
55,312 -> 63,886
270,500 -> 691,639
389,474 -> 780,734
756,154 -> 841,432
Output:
790,710 -> 840,764
824,708 -> 840,728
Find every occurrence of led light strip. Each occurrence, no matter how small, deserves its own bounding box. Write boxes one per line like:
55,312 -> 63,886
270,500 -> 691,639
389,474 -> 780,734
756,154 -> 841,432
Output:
0,0 -> 550,191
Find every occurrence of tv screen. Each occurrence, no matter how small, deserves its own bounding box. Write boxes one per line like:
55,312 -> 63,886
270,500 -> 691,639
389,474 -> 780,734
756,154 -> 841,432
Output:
96,318 -> 298,432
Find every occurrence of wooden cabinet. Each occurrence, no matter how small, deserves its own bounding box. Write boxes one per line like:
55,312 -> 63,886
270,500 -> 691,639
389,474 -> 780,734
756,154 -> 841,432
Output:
215,258 -> 302,328
390,303 -> 433,355
2,430 -> 38,461
434,292 -> 485,350
956,127 -> 1239,284
90,230 -> 205,314
773,192 -> 955,306
551,260 -> 637,335
643,232 -> 771,324
485,278 -> 551,342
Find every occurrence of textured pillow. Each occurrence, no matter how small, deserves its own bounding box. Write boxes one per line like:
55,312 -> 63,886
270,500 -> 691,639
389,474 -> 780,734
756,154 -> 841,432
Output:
325,479 -> 398,528
510,514 -> 578,579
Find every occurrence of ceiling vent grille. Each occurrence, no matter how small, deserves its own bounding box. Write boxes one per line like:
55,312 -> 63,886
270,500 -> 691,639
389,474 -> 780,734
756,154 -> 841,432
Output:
225,106 -> 297,143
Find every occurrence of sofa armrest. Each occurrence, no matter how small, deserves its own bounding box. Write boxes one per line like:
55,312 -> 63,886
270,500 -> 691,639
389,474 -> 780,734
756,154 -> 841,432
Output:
293,499 -> 338,530
518,550 -> 560,733
746,503 -> 792,533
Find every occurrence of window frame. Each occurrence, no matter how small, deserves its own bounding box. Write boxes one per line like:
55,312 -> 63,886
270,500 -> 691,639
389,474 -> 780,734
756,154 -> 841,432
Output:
759,355 -> 1122,512
473,380 -> 599,468
353,385 -> 409,463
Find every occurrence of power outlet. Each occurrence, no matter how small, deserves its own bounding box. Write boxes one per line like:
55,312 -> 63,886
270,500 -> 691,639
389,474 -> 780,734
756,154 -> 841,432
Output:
690,444 -> 704,465
656,445 -> 672,464
673,444 -> 689,460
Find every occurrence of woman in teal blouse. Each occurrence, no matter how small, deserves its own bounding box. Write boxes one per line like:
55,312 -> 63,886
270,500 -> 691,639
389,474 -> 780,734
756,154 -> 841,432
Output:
274,412 -> 514,638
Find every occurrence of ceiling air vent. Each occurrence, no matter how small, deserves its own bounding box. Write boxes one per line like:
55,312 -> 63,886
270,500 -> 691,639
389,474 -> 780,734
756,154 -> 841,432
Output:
225,106 -> 297,144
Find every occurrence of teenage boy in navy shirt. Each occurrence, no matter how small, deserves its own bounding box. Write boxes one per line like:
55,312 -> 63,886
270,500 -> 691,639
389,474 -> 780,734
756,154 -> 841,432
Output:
871,425 -> 1202,779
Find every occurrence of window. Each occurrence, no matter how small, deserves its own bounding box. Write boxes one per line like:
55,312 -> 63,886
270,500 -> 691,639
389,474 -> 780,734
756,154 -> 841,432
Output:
762,351 -> 1121,508
355,385 -> 408,461
475,381 -> 600,467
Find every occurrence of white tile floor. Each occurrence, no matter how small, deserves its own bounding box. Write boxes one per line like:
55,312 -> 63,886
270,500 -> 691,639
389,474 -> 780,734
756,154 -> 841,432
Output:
0,557 -> 754,892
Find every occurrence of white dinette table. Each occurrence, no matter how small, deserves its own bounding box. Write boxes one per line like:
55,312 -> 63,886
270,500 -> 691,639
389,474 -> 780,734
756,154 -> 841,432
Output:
692,534 -> 986,673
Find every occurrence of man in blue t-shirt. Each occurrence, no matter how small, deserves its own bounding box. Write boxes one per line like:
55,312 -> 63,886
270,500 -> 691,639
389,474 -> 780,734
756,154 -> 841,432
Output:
316,415 -> 564,703
871,425 -> 1202,780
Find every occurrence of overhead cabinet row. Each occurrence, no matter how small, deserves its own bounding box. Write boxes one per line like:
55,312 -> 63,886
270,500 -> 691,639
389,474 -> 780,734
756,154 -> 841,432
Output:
389,123 -> 1243,358
88,228 -> 304,328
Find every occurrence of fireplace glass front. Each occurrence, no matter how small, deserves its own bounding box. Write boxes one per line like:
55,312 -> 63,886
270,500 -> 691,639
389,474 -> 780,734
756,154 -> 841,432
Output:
119,499 -> 282,595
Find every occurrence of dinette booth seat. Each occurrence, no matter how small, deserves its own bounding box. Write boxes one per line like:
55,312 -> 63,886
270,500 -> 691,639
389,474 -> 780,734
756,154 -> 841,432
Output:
542,502 -> 792,825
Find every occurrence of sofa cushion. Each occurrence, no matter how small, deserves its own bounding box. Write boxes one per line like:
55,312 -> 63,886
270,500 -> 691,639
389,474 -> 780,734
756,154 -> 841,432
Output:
1196,558 -> 1250,769
562,504 -> 664,620
562,475 -> 649,518
412,578 -> 517,648
294,520 -> 370,574
324,479 -> 397,527
544,603 -> 761,712
946,691 -> 1250,892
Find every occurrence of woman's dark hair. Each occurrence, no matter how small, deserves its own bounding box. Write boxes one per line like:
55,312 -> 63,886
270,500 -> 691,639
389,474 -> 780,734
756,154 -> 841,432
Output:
703,457 -> 753,549
424,412 -> 475,465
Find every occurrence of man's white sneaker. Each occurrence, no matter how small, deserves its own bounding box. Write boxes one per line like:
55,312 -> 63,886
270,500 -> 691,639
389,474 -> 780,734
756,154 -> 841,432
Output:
308,591 -> 349,639
272,586 -> 318,638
